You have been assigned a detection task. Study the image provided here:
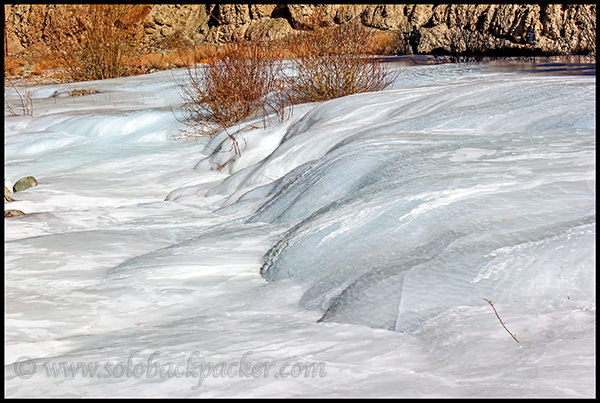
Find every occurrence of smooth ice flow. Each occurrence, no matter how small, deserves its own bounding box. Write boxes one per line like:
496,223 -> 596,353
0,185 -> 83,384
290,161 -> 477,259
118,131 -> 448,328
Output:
4,58 -> 595,397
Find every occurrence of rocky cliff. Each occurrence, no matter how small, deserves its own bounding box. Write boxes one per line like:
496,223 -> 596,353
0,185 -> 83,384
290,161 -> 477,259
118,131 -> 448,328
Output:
4,4 -> 596,56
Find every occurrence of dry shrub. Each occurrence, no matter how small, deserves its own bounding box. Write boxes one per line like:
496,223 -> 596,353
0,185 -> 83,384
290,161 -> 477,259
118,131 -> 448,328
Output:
46,4 -> 148,81
174,9 -> 398,159
484,298 -> 520,344
175,45 -> 218,66
285,15 -> 396,103
30,57 -> 63,76
4,43 -> 67,82
175,38 -> 290,156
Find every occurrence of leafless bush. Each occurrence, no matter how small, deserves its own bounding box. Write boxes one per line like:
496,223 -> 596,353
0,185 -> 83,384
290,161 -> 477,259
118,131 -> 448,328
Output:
4,79 -> 33,117
174,9 -> 397,159
175,38 -> 291,156
45,5 -> 148,82
285,15 -> 397,103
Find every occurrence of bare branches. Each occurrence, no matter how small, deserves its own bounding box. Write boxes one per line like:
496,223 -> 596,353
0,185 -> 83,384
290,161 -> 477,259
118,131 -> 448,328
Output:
5,79 -> 33,117
46,5 -> 147,82
285,19 -> 396,104
174,38 -> 291,156
174,15 -> 397,157
484,298 -> 520,344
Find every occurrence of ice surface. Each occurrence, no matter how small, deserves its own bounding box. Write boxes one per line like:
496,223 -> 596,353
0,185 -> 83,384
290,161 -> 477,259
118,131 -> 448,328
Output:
5,60 -> 595,397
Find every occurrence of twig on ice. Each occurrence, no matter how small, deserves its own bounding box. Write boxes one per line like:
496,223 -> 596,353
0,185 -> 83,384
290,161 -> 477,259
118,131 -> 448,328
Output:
484,298 -> 520,344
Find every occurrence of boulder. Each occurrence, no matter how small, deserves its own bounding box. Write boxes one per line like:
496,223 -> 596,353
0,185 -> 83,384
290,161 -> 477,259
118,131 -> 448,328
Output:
12,176 -> 38,192
245,18 -> 294,41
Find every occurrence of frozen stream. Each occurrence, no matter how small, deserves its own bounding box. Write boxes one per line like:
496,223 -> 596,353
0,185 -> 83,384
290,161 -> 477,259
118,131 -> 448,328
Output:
4,58 -> 595,397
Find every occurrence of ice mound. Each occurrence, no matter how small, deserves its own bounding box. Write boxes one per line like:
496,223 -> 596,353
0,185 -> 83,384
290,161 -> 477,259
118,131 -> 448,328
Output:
237,73 -> 596,332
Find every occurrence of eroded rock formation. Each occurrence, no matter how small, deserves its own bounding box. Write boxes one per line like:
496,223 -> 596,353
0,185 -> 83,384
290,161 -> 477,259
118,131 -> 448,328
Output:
4,4 -> 596,56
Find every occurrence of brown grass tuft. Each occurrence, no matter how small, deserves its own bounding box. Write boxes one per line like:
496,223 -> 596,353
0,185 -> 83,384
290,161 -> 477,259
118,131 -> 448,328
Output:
127,44 -> 218,74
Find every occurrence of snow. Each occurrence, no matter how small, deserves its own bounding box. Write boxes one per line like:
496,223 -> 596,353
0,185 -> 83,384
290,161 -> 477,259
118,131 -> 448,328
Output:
4,59 -> 595,397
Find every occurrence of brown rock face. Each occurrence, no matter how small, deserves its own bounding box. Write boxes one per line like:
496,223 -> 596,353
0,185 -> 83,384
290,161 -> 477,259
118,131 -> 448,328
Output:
4,4 -> 596,56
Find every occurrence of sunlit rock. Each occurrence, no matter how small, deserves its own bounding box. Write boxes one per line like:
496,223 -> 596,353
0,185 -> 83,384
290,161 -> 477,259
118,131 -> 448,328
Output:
4,184 -> 15,203
4,209 -> 25,217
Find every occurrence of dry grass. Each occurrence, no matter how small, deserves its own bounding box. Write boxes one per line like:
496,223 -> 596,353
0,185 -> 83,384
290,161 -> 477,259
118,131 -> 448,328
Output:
6,5 -> 400,86
129,52 -> 171,71
5,46 -> 218,85
29,57 -> 63,76
128,45 -> 217,73
4,58 -> 27,77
